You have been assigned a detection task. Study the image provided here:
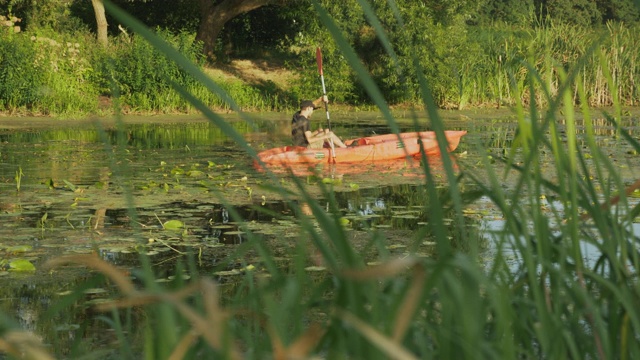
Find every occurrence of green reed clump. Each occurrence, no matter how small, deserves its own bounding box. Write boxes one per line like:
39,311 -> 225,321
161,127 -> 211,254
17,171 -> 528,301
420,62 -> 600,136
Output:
313,2 -> 640,110
458,21 -> 640,109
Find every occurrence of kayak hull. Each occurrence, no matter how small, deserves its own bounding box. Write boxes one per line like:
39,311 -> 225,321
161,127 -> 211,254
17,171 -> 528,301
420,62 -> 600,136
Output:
256,130 -> 466,166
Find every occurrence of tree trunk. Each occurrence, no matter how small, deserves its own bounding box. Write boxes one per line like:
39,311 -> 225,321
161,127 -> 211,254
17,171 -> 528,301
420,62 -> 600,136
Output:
91,0 -> 109,47
196,0 -> 286,63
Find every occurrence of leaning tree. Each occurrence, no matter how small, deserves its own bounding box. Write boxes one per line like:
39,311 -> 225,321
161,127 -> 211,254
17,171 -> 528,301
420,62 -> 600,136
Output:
90,0 -> 289,61
195,0 -> 289,62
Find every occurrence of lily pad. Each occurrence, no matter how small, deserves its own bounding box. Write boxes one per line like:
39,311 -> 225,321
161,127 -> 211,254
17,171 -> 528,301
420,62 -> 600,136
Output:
210,225 -> 234,229
244,264 -> 255,271
163,220 -> 185,230
213,269 -> 242,276
55,324 -> 80,332
168,274 -> 191,280
186,170 -> 205,177
205,243 -> 224,248
387,244 -> 407,249
84,288 -> 108,295
322,177 -> 342,185
85,298 -> 111,305
63,179 -> 77,191
393,215 -> 418,219
7,245 -> 33,253
9,259 -> 36,272
305,266 -> 326,272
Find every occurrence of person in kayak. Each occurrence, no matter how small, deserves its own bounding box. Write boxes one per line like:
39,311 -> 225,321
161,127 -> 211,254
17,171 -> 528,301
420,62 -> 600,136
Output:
291,96 -> 347,149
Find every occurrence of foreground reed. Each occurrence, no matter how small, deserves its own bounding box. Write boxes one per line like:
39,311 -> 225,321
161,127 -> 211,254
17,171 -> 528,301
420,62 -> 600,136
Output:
2,1 -> 640,359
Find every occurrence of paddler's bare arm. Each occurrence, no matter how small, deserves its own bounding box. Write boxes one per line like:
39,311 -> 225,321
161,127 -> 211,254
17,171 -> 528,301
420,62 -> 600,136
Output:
313,95 -> 328,109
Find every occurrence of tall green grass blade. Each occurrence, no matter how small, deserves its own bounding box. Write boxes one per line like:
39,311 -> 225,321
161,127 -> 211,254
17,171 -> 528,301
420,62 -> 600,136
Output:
26,1 -> 640,359
312,0 -> 403,137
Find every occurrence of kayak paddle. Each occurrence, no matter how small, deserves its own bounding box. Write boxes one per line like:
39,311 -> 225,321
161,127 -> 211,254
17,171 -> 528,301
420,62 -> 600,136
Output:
316,47 -> 336,161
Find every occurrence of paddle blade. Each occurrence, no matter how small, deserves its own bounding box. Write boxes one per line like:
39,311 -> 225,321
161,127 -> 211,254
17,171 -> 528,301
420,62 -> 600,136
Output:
316,47 -> 323,75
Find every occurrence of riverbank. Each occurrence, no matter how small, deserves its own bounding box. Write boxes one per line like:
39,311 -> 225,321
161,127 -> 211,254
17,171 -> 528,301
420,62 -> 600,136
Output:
0,55 -> 632,126
0,105 -> 631,131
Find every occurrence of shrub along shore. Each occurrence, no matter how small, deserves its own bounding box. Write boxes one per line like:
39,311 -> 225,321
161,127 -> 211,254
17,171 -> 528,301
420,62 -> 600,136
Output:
1,16 -> 639,117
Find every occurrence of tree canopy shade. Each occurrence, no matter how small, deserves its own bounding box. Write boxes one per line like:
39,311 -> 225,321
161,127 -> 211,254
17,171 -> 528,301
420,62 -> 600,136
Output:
534,0 -> 602,26
476,0 -> 640,25
596,0 -> 640,23
195,0 -> 289,62
3,0 -> 640,63
476,0 -> 534,24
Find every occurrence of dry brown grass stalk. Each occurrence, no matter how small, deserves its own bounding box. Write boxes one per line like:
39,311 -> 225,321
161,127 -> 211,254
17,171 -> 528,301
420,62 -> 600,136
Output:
337,309 -> 418,360
392,264 -> 426,343
341,256 -> 420,280
579,178 -> 640,221
0,331 -> 54,360
45,254 -> 137,295
270,322 -> 326,360
45,255 -> 241,359
168,330 -> 199,360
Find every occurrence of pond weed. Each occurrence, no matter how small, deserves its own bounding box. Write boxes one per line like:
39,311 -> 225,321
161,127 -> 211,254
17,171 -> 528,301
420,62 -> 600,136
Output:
14,166 -> 23,192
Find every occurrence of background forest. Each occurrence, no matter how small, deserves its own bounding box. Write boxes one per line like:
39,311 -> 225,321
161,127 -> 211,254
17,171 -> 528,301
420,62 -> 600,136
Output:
0,0 -> 639,116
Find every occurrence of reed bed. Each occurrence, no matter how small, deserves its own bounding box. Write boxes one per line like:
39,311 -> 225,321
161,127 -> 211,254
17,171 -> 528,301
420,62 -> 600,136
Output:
450,21 -> 640,109
2,1 -> 640,359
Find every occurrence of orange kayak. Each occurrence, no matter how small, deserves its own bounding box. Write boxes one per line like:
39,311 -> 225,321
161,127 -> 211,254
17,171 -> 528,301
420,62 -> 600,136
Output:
256,130 -> 466,166
259,154 -> 459,177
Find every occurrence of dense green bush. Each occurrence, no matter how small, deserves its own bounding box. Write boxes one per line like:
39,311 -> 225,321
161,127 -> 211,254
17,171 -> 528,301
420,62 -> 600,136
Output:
33,29 -> 99,115
102,29 -> 277,112
0,22 -> 279,115
0,28 -> 45,111
0,23 -> 97,116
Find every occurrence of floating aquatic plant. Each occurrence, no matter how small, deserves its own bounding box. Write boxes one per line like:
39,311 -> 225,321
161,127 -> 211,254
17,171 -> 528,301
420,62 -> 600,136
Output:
14,167 -> 23,192
8,259 -> 36,272
161,220 -> 184,231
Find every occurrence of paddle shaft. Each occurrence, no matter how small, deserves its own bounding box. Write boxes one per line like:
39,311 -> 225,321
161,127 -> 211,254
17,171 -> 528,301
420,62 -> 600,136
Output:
316,47 -> 336,160
319,74 -> 330,130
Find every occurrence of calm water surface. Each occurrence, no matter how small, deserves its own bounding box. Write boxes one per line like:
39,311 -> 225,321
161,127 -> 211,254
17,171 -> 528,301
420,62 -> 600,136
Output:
1,111 -> 639,354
